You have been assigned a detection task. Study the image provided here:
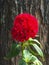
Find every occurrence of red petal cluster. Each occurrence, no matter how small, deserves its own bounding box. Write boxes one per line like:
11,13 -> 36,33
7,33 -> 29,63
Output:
11,13 -> 38,42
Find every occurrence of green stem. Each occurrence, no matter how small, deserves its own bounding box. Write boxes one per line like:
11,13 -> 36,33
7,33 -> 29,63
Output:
21,43 -> 23,58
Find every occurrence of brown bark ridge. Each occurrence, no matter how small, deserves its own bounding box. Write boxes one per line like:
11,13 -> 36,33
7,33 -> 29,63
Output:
0,0 -> 49,65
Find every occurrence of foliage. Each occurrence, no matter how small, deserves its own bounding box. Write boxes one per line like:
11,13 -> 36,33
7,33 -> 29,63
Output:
5,38 -> 44,65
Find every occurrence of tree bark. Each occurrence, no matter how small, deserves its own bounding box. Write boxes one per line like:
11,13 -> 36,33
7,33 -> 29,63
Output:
0,0 -> 49,65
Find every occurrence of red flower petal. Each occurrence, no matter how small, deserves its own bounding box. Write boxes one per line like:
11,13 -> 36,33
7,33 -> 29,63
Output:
11,13 -> 38,42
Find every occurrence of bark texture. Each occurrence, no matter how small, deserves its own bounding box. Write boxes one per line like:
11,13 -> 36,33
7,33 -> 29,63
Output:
0,0 -> 49,65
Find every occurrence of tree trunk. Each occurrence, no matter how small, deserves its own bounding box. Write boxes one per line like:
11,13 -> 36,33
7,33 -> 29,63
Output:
0,0 -> 49,65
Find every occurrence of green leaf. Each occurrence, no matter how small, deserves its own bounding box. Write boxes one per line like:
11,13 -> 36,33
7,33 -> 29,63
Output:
28,38 -> 44,60
28,45 -> 39,56
18,59 -> 27,65
23,49 -> 43,65
30,60 -> 43,65
23,49 -> 38,63
23,49 -> 32,62
28,38 -> 40,45
33,60 -> 43,65
5,43 -> 20,60
31,64 -> 35,65
30,55 -> 42,65
32,44 -> 44,57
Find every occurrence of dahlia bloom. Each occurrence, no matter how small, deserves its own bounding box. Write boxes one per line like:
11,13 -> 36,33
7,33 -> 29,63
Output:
11,13 -> 38,42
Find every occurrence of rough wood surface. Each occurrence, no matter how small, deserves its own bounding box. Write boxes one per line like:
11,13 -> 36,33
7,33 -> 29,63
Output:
0,0 -> 49,65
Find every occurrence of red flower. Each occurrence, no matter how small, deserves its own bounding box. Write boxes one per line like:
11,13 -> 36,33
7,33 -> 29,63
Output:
11,13 -> 38,42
